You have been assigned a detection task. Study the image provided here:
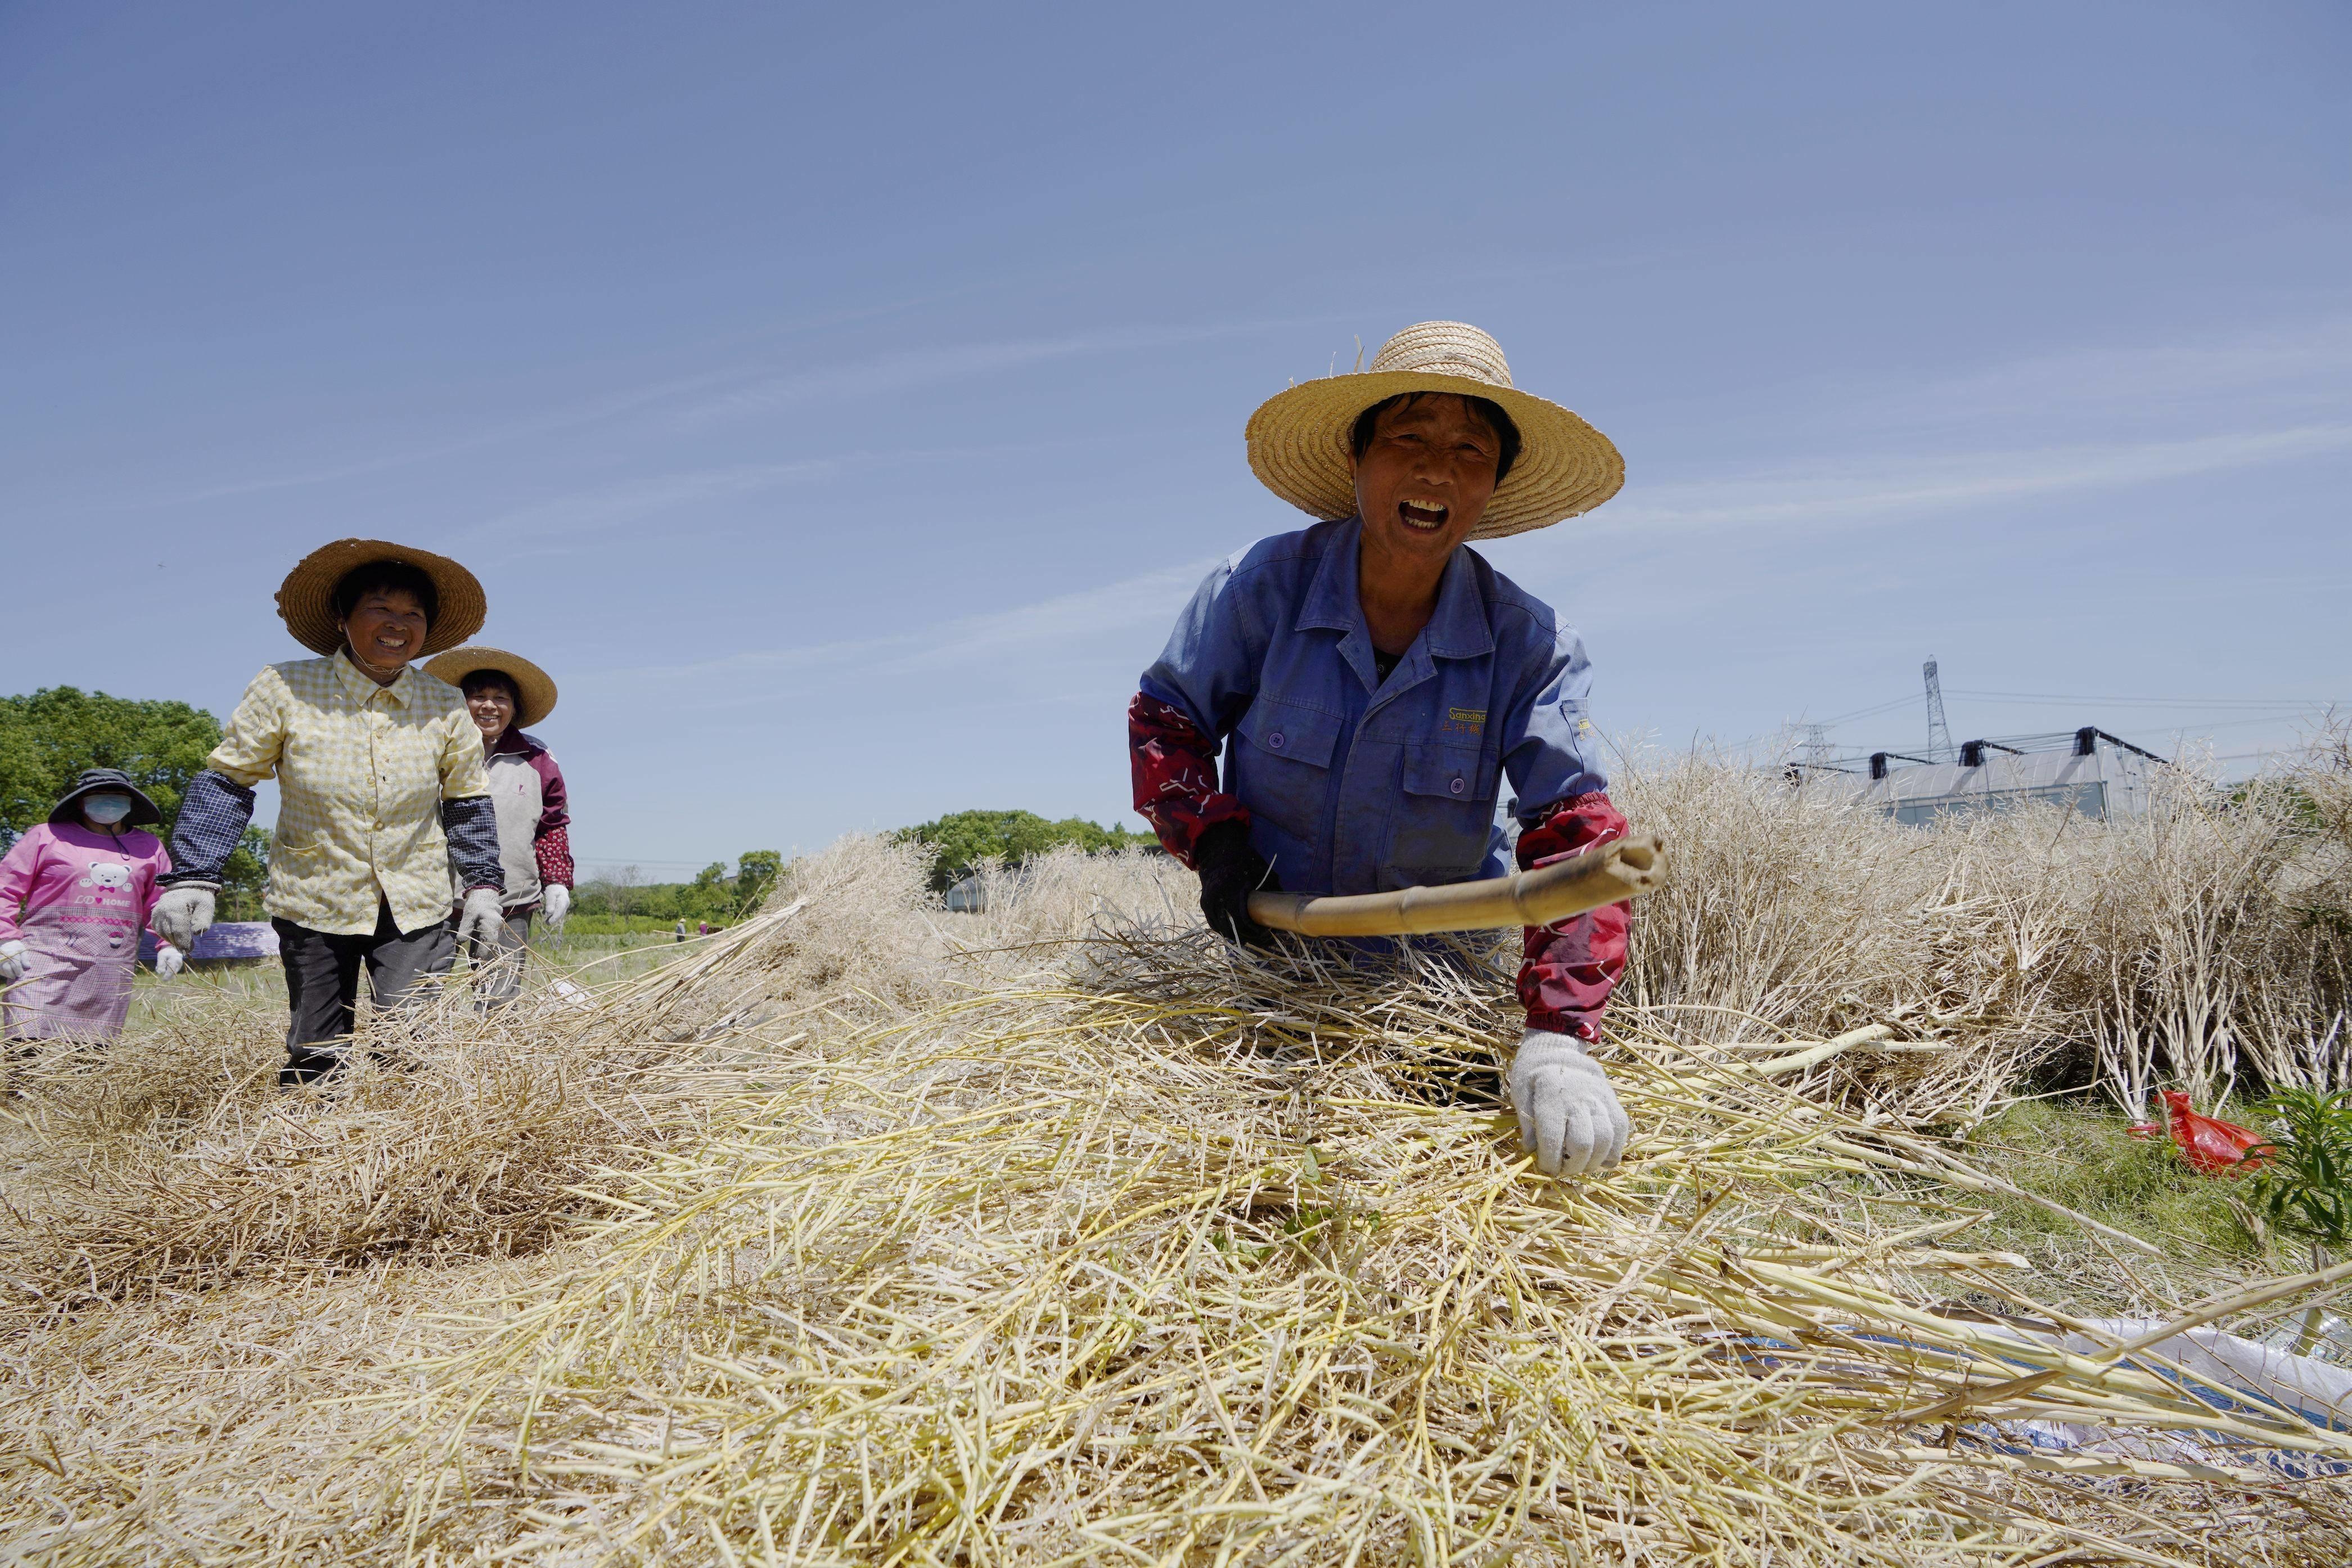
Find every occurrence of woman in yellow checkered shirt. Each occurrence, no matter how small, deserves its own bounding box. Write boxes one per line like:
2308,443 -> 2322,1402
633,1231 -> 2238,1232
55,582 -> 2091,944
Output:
152,540 -> 508,1084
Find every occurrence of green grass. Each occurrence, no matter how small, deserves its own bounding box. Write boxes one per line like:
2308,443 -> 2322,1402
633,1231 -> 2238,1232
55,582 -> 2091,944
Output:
560,913 -> 734,938
1959,1097 -> 2264,1268
121,928 -> 711,1033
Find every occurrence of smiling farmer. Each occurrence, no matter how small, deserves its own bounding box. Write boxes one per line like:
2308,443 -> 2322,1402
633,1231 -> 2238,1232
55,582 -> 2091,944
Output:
422,645 -> 574,1006
1130,322 -> 1634,1176
151,540 -> 507,1083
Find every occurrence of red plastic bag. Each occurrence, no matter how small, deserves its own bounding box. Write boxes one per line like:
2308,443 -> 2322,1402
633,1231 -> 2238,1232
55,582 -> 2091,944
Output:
2126,1089 -> 2271,1177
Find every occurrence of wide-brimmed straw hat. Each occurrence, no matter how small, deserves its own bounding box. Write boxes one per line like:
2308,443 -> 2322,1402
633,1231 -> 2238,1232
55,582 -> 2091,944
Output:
1244,321 -> 1624,541
275,538 -> 488,657
49,767 -> 163,828
423,646 -> 559,729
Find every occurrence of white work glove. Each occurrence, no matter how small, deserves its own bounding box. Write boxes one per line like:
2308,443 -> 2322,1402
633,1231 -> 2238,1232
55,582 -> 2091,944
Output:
153,943 -> 186,979
152,884 -> 217,952
540,882 -> 571,932
0,939 -> 27,985
1507,1028 -> 1632,1177
456,886 -> 505,950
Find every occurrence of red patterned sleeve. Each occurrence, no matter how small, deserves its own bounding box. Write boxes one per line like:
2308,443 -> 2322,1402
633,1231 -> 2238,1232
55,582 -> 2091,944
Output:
1129,692 -> 1250,869
528,747 -> 573,887
534,823 -> 574,890
1513,790 -> 1630,1040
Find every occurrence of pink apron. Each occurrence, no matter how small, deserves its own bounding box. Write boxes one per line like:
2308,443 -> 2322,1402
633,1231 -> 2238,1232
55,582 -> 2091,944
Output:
2,835 -> 154,1043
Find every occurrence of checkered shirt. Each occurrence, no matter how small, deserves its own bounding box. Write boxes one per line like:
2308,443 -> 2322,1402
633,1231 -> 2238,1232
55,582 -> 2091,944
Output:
205,654 -> 492,935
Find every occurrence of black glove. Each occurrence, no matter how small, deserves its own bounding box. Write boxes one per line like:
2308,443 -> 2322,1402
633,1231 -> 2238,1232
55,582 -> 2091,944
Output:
1195,820 -> 1279,947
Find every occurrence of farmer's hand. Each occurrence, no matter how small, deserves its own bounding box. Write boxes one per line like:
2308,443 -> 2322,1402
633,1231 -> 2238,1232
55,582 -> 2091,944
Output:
456,887 -> 504,950
1508,1028 -> 1631,1177
153,943 -> 186,979
0,939 -> 27,985
540,882 -> 571,933
152,884 -> 217,952
1194,821 -> 1278,947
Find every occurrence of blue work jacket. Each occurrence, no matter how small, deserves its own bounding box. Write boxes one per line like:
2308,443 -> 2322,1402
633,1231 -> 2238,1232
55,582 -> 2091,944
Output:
1141,517 -> 1608,897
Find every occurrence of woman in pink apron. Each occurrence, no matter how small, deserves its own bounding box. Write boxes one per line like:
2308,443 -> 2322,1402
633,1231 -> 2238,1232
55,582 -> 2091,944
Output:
0,769 -> 176,1044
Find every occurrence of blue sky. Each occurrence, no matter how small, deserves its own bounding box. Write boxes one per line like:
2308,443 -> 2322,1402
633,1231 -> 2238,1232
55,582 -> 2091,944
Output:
5,1 -> 2347,876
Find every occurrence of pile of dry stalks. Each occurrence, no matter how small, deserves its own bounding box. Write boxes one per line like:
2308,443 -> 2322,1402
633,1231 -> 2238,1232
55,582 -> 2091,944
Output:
1615,731 -> 2352,1114
4,820 -> 2350,1564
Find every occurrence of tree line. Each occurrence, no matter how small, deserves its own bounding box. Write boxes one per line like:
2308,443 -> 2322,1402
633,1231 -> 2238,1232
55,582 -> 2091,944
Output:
891,808 -> 1157,892
570,851 -> 782,929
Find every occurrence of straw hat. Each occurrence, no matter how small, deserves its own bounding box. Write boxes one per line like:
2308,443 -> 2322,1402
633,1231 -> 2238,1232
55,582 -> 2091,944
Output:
275,538 -> 487,657
423,646 -> 558,729
1244,322 -> 1624,541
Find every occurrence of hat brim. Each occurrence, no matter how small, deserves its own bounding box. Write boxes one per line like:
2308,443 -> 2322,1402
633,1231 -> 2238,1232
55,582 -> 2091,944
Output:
423,646 -> 559,730
1245,371 -> 1625,541
50,780 -> 163,828
276,538 -> 488,657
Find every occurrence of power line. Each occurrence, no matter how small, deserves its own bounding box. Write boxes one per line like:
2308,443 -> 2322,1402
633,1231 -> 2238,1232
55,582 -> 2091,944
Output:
1945,688 -> 2333,710
1808,692 -> 1921,727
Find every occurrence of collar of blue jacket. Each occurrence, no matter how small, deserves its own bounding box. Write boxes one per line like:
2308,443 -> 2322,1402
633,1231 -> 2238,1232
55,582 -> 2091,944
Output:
1291,517 -> 1498,686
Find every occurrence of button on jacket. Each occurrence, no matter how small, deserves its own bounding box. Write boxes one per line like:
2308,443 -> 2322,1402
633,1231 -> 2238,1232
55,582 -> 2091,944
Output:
1141,517 -> 1607,897
205,654 -> 492,936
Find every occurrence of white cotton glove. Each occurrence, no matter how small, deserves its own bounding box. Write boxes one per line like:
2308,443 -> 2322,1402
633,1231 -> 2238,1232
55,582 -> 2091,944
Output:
151,884 -> 217,952
0,939 -> 28,985
540,882 -> 571,932
456,886 -> 505,950
1507,1028 -> 1633,1177
153,943 -> 186,979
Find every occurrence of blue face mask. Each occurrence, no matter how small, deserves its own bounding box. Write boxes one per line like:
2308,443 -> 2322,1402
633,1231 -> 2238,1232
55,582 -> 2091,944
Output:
83,793 -> 133,826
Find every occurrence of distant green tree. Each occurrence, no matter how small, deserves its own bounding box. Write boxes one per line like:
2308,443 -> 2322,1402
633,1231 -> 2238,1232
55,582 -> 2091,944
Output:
735,849 -> 783,914
0,687 -> 219,845
220,827 -> 272,921
569,854 -> 783,929
680,862 -> 731,922
0,686 -> 271,917
894,809 -> 1155,892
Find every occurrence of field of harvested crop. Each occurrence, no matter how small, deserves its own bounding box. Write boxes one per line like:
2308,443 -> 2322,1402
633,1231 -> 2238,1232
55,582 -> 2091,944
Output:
4,740 -> 2350,1566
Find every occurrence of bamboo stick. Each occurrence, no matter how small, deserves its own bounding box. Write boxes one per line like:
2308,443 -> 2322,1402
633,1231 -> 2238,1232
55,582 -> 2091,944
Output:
1246,833 -> 1666,937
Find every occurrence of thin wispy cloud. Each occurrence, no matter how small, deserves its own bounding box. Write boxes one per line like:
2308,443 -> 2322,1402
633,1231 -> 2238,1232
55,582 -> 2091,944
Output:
669,318 -> 1308,429
471,436 -> 1118,549
596,557 -> 1216,707
1596,423 -> 2352,533
475,458 -> 846,540
1911,317 -> 2352,420
84,313 -> 1320,519
867,560 -> 1212,678
127,364 -> 759,510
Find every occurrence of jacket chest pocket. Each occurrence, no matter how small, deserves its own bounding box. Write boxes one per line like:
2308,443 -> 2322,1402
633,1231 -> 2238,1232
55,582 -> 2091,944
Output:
1390,741 -> 1497,878
1234,699 -> 1340,843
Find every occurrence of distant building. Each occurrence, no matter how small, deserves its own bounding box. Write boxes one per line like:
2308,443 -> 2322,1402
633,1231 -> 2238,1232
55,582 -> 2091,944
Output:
943,872 -> 984,912
1803,726 -> 2164,823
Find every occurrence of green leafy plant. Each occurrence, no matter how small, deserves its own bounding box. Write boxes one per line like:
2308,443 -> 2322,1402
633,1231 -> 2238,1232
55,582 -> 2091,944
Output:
2247,1087 -> 2352,1352
2250,1089 -> 2352,1254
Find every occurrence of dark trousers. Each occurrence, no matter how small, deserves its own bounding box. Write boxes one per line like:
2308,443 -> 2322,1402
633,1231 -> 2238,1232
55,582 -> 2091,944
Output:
451,908 -> 533,1007
273,901 -> 455,1082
